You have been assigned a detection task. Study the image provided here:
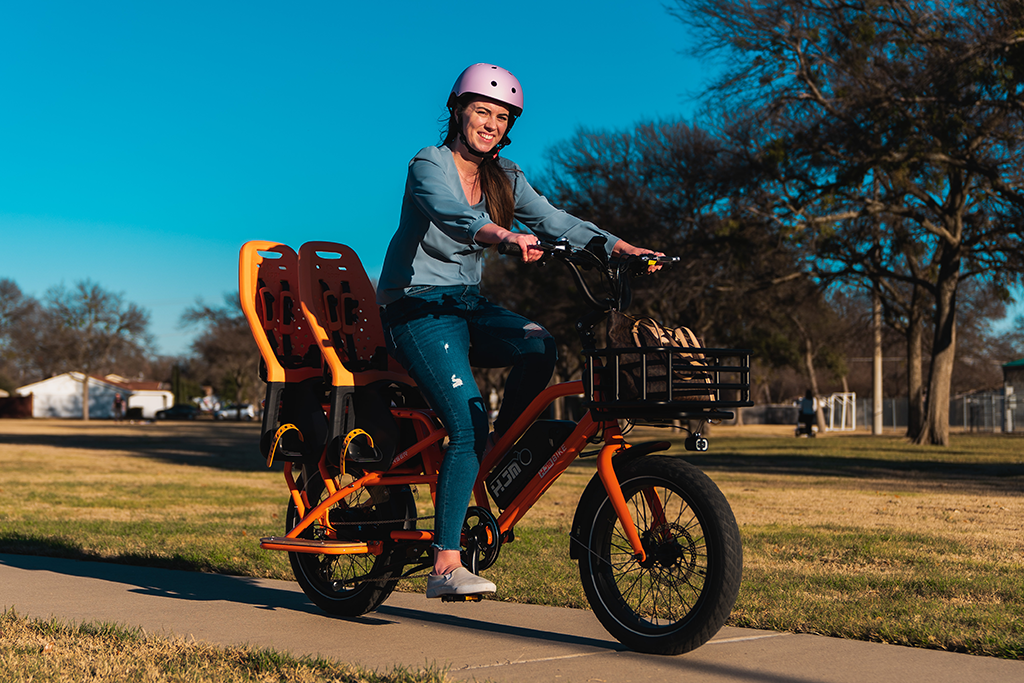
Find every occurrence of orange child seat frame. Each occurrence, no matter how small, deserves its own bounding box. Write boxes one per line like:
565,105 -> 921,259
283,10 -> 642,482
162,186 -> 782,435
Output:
240,240 -> 419,472
239,242 -> 330,464
295,242 -> 418,470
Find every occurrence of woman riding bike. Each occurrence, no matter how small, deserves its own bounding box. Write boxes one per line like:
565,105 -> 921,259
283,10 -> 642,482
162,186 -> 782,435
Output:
376,62 -> 663,598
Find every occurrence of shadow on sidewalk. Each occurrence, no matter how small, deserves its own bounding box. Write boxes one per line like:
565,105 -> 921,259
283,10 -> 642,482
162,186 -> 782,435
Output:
0,553 -> 316,615
0,552 -> 629,652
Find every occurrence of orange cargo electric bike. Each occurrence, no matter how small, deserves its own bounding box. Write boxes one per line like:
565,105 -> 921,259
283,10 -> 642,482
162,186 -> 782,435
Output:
239,238 -> 752,655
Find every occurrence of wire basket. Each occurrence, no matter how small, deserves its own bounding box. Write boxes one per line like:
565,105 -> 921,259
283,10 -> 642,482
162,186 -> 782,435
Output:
584,346 -> 753,421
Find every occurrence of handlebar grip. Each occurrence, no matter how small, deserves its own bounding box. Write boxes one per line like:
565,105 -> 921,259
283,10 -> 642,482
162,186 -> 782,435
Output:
496,243 -> 523,256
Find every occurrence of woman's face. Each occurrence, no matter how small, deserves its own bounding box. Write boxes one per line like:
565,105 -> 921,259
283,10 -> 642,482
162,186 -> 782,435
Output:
460,99 -> 510,154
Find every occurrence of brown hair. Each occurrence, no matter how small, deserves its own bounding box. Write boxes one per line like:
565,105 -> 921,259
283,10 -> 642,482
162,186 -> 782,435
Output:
443,96 -> 516,229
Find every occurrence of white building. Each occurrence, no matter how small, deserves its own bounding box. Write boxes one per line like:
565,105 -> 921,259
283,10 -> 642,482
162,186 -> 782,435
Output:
104,374 -> 174,418
15,373 -> 174,419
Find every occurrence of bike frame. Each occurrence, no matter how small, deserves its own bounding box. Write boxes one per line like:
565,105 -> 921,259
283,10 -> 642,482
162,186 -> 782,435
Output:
245,239 -> 717,566
261,377 -> 652,563
243,238 -> 751,656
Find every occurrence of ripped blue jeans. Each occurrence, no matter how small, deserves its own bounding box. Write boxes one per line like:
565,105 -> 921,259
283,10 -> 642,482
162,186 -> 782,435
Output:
381,285 -> 556,551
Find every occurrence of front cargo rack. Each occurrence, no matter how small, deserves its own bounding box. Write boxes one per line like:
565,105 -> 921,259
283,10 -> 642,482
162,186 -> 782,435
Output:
584,346 -> 754,421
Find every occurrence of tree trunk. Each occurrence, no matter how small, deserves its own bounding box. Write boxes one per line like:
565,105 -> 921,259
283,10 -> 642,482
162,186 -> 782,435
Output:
905,283 -> 926,440
81,372 -> 90,421
873,288 -> 884,435
802,336 -> 827,432
915,246 -> 960,446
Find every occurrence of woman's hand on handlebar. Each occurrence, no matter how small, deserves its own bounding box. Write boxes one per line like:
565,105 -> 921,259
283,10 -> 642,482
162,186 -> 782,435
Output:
611,240 -> 665,273
502,232 -> 544,263
475,224 -> 544,263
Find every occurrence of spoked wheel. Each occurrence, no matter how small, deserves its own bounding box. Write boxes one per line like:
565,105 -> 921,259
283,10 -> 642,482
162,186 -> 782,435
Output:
286,467 -> 416,617
574,455 -> 742,655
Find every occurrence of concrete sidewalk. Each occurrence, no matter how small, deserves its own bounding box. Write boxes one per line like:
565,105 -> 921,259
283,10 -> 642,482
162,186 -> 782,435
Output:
1,553 -> 1021,682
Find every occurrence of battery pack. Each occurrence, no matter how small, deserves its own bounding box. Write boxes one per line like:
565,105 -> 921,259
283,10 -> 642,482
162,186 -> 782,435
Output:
485,420 -> 578,509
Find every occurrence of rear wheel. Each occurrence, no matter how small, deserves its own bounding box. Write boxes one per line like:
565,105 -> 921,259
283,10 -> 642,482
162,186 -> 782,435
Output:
575,455 -> 742,655
286,468 -> 415,616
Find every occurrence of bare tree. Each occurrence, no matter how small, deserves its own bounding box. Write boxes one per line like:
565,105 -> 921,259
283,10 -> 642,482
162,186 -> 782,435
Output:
181,293 -> 262,408
674,0 -> 1024,444
22,280 -> 152,419
0,278 -> 37,392
997,314 -> 1024,360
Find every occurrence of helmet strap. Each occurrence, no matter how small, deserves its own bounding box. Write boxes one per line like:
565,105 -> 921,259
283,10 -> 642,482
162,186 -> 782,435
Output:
458,130 -> 491,158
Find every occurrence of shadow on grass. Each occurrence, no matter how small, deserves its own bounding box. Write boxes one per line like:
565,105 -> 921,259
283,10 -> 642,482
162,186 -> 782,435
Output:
0,423 -> 265,472
5,422 -> 1024,492
682,450 -> 1024,492
0,533 -> 249,576
566,437 -> 1024,493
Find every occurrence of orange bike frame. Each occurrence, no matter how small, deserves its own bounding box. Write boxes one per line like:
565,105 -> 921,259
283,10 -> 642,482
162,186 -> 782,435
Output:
267,379 -> 649,562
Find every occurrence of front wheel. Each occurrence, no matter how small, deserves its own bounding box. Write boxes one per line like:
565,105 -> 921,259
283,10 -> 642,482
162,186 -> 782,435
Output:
574,455 -> 742,655
286,468 -> 415,617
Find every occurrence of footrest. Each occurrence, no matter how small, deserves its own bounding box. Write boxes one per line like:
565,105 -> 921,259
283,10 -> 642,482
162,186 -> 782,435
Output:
440,594 -> 483,603
260,536 -> 378,555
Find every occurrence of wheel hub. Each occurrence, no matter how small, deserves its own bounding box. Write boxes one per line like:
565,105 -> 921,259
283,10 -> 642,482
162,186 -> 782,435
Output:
639,523 -> 699,581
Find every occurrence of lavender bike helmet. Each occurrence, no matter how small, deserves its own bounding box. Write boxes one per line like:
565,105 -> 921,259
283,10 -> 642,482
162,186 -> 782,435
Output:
447,63 -> 523,155
449,63 -> 524,117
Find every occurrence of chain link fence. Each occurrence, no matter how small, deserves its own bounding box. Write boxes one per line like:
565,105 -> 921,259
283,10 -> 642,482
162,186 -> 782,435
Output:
744,391 -> 1024,433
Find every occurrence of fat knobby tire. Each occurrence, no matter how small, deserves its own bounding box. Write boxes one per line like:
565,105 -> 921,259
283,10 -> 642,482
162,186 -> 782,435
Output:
575,455 -> 742,655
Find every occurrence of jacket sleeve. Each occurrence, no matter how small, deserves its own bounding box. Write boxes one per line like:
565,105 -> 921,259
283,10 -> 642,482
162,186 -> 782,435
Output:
506,161 -> 619,256
407,147 -> 493,245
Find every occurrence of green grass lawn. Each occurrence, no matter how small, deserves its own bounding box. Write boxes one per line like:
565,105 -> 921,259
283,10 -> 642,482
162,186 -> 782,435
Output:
0,419 -> 1021,659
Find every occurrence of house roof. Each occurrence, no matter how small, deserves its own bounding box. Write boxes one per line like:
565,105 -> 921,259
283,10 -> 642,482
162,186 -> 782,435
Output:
1003,358 -> 1024,369
17,372 -> 125,393
104,374 -> 167,392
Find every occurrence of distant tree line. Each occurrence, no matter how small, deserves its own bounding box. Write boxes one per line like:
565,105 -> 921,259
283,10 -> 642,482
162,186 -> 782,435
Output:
0,277 -> 261,415
483,0 -> 1024,445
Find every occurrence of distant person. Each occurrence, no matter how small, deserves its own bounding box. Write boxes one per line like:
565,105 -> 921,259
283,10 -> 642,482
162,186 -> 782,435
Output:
797,389 -> 816,437
376,63 -> 663,599
113,393 -> 125,422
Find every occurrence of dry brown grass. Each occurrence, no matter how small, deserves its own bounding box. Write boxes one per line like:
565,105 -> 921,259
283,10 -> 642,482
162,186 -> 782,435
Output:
0,609 -> 451,682
1,418 -> 1022,658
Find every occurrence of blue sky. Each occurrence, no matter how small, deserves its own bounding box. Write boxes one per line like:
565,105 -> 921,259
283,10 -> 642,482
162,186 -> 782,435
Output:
2,2 -> 1019,360
1,1 -> 714,357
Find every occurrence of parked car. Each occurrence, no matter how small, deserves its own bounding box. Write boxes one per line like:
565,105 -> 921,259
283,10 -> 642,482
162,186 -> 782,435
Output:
155,404 -> 199,421
215,403 -> 256,421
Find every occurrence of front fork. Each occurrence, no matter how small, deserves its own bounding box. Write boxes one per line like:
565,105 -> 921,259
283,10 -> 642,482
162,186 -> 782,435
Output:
595,425 -> 651,563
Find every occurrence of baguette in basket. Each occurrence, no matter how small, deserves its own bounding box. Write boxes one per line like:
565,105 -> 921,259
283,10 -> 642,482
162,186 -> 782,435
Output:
606,311 -> 715,403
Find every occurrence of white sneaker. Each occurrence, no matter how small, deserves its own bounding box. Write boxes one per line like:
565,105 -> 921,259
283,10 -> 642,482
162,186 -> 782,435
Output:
425,567 -> 496,598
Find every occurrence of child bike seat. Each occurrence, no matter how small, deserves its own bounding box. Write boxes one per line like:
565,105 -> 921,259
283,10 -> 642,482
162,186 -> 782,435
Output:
239,241 -> 328,465
297,241 -> 417,470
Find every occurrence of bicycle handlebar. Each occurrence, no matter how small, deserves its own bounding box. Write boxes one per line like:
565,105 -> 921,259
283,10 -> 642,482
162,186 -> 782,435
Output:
497,240 -> 679,271
496,239 -> 679,348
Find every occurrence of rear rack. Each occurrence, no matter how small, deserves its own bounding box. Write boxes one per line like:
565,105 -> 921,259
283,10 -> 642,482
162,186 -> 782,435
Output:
584,346 -> 754,421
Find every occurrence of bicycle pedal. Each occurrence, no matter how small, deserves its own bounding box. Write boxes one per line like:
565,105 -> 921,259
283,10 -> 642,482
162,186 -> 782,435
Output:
440,594 -> 483,603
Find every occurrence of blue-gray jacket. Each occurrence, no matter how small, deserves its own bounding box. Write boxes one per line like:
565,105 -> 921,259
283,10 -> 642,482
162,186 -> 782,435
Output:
377,144 -> 619,305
